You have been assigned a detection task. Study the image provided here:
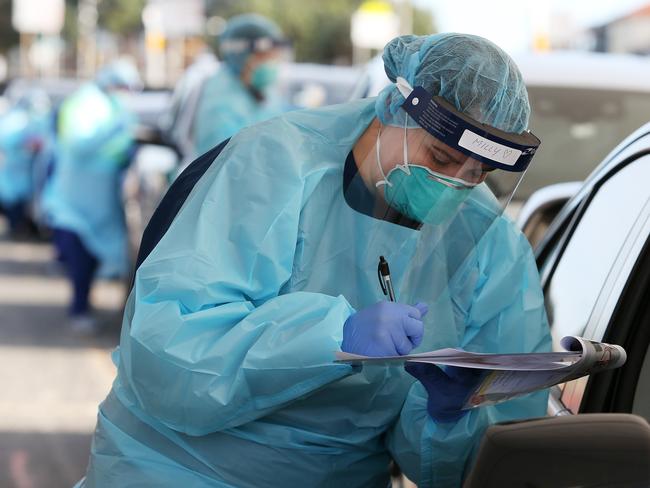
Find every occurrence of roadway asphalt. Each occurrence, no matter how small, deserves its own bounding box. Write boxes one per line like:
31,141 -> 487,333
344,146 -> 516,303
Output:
0,227 -> 124,488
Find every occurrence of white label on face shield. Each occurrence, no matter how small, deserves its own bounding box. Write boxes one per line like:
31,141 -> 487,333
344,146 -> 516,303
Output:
458,129 -> 522,166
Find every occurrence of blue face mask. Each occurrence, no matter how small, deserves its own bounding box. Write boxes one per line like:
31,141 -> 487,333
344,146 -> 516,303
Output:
250,62 -> 278,92
376,125 -> 474,225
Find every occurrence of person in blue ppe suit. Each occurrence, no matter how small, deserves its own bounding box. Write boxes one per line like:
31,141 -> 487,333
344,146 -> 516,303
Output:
0,90 -> 51,236
43,60 -> 139,333
77,33 -> 551,487
192,13 -> 289,157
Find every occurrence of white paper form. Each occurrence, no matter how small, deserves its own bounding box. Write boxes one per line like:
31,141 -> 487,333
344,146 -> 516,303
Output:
334,336 -> 627,409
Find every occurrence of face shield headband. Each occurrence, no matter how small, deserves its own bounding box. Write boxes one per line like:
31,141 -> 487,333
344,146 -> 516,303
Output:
220,36 -> 292,55
395,77 -> 541,173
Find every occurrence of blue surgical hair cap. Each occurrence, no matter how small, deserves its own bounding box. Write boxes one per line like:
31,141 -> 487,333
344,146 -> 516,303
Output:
375,33 -> 530,134
95,59 -> 142,91
219,14 -> 284,75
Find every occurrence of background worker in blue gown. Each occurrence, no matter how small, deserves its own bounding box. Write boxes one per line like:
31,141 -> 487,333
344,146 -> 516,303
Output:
43,60 -> 140,334
0,90 -> 51,236
77,33 -> 551,487
192,13 -> 290,157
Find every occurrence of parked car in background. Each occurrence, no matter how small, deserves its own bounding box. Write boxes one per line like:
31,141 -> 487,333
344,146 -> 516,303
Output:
277,62 -> 360,109
1,76 -> 171,135
1,77 -> 80,109
351,52 -> 650,207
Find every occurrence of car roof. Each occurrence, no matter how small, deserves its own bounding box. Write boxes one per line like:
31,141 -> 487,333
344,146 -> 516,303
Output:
513,51 -> 650,92
278,62 -> 360,85
359,51 -> 650,98
3,77 -> 81,106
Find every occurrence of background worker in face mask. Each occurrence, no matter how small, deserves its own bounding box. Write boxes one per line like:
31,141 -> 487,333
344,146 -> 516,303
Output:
192,13 -> 290,157
42,60 -> 140,334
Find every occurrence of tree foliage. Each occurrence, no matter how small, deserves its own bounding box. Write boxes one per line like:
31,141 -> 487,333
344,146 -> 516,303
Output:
205,0 -> 435,64
97,0 -> 147,35
0,0 -> 435,64
0,0 -> 19,54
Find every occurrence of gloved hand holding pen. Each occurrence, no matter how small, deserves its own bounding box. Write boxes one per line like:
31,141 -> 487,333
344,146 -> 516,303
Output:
341,301 -> 429,357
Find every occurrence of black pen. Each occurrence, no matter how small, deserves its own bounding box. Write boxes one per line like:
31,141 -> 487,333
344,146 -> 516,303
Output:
377,256 -> 396,302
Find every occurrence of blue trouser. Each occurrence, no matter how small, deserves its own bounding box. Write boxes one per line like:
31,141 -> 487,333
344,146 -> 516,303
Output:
53,228 -> 98,316
0,201 -> 27,233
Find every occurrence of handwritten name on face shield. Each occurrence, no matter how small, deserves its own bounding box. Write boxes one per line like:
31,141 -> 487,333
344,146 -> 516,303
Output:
458,129 -> 522,166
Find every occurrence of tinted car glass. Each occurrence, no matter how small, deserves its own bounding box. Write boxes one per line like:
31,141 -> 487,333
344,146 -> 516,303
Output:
544,158 -> 650,351
633,346 -> 650,422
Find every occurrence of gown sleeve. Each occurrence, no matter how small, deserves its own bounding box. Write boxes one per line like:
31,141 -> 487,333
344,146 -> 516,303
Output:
118,129 -> 356,436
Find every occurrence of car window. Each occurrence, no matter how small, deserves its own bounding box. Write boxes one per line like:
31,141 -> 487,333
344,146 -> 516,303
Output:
542,157 -> 650,413
544,158 -> 650,351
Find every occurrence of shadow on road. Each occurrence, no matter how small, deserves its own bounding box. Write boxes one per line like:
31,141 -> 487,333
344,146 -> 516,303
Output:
0,230 -> 125,488
0,431 -> 92,488
0,303 -> 122,349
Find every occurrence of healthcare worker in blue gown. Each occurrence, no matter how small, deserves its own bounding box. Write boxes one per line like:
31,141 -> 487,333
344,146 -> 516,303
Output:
192,14 -> 289,157
77,33 -> 551,487
43,60 -> 139,333
0,90 -> 51,236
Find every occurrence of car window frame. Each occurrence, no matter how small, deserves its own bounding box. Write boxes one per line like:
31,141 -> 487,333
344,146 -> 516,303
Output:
537,149 -> 650,415
560,194 -> 650,414
579,224 -> 650,415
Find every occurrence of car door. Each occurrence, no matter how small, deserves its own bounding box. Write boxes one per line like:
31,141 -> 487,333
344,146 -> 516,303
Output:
533,139 -> 650,417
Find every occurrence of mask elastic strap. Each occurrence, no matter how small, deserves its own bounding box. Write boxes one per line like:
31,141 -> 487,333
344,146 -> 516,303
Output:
403,112 -> 409,167
398,77 -> 413,175
375,124 -> 392,188
396,77 -> 414,99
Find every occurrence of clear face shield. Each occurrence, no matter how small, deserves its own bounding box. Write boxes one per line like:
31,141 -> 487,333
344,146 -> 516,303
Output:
221,36 -> 292,93
334,79 -> 541,351
372,78 -> 540,226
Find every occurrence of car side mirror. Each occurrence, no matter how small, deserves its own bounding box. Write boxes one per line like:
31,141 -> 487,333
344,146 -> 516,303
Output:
464,413 -> 650,488
516,181 -> 582,248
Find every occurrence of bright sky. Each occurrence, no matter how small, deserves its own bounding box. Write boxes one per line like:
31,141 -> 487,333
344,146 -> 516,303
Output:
415,0 -> 650,53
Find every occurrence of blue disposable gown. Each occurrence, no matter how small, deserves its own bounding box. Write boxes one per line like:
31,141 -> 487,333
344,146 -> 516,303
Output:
43,84 -> 135,277
0,105 -> 46,206
78,99 -> 550,487
192,65 -> 284,157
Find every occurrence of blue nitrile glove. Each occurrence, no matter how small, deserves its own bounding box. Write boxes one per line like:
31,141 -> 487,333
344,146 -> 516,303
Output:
405,362 -> 488,423
342,301 -> 428,357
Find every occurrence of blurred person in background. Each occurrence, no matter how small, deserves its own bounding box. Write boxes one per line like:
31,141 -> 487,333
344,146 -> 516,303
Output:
0,89 -> 51,237
76,33 -> 550,487
192,13 -> 290,156
42,59 -> 140,334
